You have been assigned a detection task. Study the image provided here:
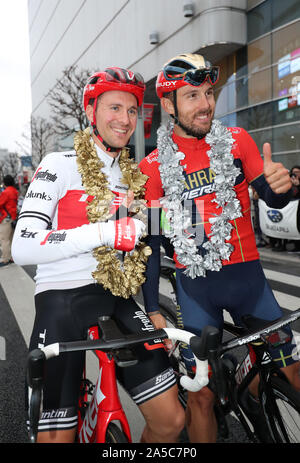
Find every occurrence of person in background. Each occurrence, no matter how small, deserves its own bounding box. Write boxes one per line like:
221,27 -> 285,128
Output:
0,174 -> 18,266
290,165 -> 300,199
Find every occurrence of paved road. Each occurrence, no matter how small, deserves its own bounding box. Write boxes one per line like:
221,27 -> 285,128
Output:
0,250 -> 299,443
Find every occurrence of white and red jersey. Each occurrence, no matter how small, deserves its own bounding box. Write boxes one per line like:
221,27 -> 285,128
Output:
12,144 -> 129,293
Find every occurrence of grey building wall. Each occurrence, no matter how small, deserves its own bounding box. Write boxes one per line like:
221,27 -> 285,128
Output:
28,0 -> 247,159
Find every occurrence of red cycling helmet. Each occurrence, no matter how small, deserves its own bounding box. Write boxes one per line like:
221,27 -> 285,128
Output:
83,67 -> 145,109
156,53 -> 219,98
83,67 -> 145,151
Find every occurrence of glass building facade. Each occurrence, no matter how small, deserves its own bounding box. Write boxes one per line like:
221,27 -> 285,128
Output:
214,0 -> 300,169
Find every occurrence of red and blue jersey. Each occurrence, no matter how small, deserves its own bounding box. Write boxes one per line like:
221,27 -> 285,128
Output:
140,127 -> 265,267
139,126 -> 292,313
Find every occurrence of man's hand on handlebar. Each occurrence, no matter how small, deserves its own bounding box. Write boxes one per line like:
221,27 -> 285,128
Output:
148,312 -> 173,351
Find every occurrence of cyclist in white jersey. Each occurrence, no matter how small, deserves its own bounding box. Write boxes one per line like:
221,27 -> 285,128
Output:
12,67 -> 185,443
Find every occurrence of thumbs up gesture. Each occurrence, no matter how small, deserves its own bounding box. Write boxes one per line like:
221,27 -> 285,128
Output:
263,143 -> 292,194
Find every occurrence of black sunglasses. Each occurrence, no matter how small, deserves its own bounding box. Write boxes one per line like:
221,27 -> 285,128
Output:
163,65 -> 219,87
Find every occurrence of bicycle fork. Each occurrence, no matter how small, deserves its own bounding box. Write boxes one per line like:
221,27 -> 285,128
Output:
220,354 -> 260,442
255,348 -> 290,442
77,348 -> 131,443
236,341 -> 285,443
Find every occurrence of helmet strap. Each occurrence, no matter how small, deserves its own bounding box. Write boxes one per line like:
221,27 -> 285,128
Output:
169,90 -> 183,127
173,89 -> 179,122
91,98 -> 122,153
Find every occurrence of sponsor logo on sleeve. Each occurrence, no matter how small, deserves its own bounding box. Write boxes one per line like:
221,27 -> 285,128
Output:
20,228 -> 38,238
146,152 -> 159,164
31,167 -> 58,183
63,153 -> 76,157
25,191 -> 52,201
40,231 -> 67,245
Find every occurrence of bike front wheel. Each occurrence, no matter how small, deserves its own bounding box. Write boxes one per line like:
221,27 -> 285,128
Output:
105,422 -> 128,443
261,376 -> 300,443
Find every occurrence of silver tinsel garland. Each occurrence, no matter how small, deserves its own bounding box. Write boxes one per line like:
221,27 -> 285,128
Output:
157,119 -> 242,278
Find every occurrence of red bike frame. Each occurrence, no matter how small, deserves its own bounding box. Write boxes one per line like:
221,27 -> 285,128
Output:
77,325 -> 131,443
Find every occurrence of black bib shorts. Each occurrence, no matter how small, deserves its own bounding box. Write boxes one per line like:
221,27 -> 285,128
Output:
27,284 -> 175,432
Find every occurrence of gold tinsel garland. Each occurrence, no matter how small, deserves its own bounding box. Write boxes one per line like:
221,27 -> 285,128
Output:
74,127 -> 152,298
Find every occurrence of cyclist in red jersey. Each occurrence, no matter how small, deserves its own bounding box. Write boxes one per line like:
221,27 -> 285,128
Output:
139,54 -> 300,442
12,67 -> 184,443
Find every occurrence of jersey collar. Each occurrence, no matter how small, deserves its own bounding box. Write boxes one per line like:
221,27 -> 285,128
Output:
172,132 -> 209,151
95,143 -> 121,168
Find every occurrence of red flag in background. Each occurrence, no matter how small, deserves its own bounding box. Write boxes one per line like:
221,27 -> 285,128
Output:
143,104 -> 154,138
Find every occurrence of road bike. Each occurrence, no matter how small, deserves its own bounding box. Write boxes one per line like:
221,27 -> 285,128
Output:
26,314 -> 208,444
27,318 -> 132,443
158,255 -> 300,443
27,292 -> 300,443
77,322 -> 132,443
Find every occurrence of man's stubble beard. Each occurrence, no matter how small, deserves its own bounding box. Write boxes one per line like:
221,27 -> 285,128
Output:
177,111 -> 214,139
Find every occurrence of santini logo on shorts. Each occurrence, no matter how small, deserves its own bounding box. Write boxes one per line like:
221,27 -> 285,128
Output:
155,367 -> 173,385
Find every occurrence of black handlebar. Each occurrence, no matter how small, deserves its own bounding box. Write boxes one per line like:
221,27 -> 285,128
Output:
27,308 -> 300,442
26,319 -> 168,442
27,348 -> 46,389
27,348 -> 46,443
26,321 -> 229,442
191,326 -> 228,405
190,325 -> 220,360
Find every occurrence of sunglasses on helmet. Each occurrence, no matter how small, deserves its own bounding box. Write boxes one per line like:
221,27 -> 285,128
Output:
163,65 -> 219,87
105,69 -> 145,88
